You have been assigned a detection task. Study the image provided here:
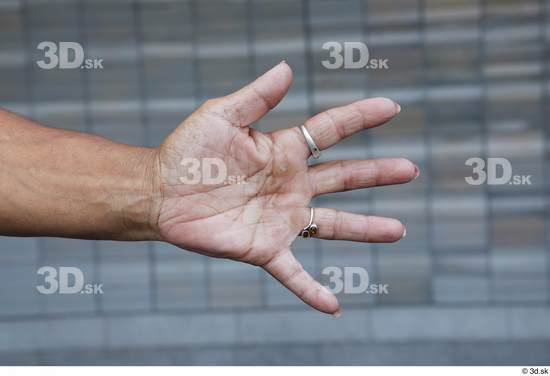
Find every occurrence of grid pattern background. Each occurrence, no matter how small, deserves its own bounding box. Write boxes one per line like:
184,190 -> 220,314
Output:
0,0 -> 549,365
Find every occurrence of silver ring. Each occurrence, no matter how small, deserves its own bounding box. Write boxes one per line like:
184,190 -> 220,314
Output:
299,125 -> 321,159
299,207 -> 319,238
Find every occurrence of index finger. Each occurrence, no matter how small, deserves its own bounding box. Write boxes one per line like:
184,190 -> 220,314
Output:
294,97 -> 400,159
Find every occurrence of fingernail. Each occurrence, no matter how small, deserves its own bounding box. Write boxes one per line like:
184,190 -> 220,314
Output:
333,309 -> 342,318
402,227 -> 407,238
279,59 -> 287,65
413,165 -> 420,180
394,102 -> 402,114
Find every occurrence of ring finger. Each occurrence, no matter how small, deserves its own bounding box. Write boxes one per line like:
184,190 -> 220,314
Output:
300,208 -> 406,243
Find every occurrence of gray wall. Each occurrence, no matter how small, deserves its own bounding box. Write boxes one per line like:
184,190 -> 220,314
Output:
0,0 -> 549,365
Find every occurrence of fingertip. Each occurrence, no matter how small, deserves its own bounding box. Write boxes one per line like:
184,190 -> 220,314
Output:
355,97 -> 400,125
385,218 -> 406,243
272,59 -> 292,75
318,286 -> 340,315
259,60 -> 293,102
276,60 -> 293,84
395,220 -> 406,242
229,60 -> 293,125
413,164 -> 420,180
372,97 -> 400,114
391,158 -> 418,182
400,158 -> 420,182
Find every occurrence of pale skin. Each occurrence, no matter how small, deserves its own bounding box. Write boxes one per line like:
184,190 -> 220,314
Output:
0,62 -> 418,315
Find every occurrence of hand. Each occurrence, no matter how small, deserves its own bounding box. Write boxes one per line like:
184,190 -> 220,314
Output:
152,62 -> 418,315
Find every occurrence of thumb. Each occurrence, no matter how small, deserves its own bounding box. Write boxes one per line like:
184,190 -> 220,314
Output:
205,61 -> 293,127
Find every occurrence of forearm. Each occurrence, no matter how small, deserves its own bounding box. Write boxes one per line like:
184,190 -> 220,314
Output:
0,108 -> 160,241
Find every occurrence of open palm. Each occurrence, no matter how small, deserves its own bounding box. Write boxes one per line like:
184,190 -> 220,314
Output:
154,62 -> 418,315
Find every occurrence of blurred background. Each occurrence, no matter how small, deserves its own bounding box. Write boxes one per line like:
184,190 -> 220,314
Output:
0,0 -> 549,366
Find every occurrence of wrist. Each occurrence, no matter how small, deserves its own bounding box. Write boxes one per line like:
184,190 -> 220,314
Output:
117,146 -> 163,241
145,147 -> 163,241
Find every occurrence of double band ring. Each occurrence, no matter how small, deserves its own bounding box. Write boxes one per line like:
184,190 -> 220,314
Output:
299,207 -> 319,238
299,125 -> 321,159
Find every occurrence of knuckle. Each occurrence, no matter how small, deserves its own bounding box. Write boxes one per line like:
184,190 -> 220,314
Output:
332,211 -> 343,239
286,262 -> 304,283
325,110 -> 345,139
